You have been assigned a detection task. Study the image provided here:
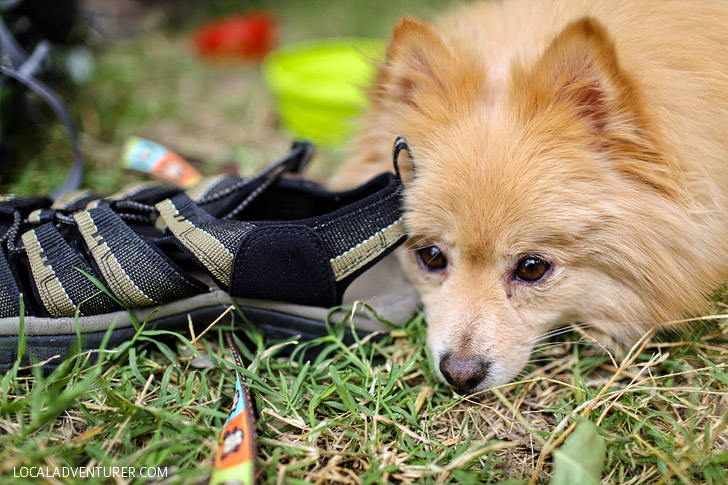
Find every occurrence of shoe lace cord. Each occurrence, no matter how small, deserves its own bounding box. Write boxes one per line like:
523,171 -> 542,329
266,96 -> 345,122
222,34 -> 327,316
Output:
0,158 -> 293,256
0,201 -> 159,256
193,141 -> 313,219
0,209 -> 22,254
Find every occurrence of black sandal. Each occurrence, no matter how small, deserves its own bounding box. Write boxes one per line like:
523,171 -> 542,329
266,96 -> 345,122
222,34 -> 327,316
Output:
0,142 -> 419,370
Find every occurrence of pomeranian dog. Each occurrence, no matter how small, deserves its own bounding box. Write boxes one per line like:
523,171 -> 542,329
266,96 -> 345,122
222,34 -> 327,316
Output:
330,0 -> 728,393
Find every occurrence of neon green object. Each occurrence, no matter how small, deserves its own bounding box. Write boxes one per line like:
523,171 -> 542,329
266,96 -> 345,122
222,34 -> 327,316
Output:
262,38 -> 386,147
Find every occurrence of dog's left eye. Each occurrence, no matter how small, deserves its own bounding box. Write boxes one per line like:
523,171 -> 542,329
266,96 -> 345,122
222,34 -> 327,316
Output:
515,256 -> 550,282
416,245 -> 448,272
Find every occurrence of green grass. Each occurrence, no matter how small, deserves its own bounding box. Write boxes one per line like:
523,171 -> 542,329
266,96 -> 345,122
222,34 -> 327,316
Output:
1,304 -> 727,483
1,1 -> 727,483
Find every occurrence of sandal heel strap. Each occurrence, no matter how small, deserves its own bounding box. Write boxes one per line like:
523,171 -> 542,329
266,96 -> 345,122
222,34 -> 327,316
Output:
230,225 -> 337,307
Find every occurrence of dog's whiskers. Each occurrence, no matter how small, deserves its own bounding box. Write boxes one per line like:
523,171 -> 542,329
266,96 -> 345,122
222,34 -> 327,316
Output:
527,326 -> 578,344
402,234 -> 441,252
530,341 -> 577,352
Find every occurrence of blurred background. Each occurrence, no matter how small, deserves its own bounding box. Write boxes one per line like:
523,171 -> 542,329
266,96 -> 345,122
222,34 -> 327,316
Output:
0,0 -> 455,196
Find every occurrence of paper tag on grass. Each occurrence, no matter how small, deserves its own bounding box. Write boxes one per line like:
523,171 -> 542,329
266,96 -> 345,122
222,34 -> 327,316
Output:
551,420 -> 606,485
210,372 -> 256,485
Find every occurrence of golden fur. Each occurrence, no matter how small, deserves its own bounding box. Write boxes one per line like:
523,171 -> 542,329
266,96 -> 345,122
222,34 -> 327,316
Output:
331,0 -> 728,391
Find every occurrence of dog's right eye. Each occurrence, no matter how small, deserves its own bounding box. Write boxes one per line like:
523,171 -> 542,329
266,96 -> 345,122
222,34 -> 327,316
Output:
515,256 -> 551,282
416,245 -> 448,272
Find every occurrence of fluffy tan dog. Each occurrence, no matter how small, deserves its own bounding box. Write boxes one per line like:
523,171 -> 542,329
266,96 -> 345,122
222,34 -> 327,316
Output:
331,0 -> 728,393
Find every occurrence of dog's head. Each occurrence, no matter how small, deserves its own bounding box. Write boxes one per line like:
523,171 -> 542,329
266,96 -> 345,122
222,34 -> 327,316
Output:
368,16 -> 724,393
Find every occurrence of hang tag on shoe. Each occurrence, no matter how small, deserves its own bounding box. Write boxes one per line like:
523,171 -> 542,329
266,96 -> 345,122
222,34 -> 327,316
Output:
122,137 -> 202,187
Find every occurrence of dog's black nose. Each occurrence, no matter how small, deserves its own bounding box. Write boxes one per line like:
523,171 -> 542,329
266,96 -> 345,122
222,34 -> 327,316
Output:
439,352 -> 489,393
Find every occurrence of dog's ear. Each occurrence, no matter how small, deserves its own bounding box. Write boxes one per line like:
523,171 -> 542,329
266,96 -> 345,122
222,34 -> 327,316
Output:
369,16 -> 484,180
375,16 -> 453,111
515,17 -> 681,197
515,17 -> 636,134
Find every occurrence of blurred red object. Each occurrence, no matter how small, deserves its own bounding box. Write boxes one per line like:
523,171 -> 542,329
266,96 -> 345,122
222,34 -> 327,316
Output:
193,13 -> 277,60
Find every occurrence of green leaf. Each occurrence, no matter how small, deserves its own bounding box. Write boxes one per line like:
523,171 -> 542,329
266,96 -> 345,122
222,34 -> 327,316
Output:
698,355 -> 728,385
551,420 -> 606,485
329,367 -> 358,418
